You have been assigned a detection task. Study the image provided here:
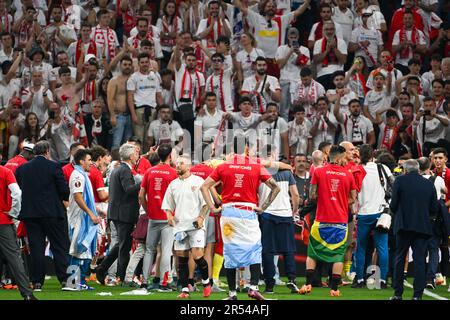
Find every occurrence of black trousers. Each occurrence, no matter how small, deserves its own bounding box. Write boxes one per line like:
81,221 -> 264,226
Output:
173,111 -> 195,151
23,218 -> 70,285
393,231 -> 429,298
97,220 -> 134,280
0,224 -> 33,297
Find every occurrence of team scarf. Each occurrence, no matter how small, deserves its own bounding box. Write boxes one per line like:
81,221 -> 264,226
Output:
93,25 -> 116,60
435,96 -> 445,114
207,70 -> 226,111
194,44 -> 206,73
188,5 -> 200,33
72,103 -> 89,147
180,68 -> 202,108
161,15 -> 177,47
351,72 -> 367,98
207,16 -> 221,47
399,26 -> 419,59
297,79 -> 318,110
314,21 -> 323,41
253,75 -> 267,114
0,11 -> 10,32
72,165 -> 98,258
131,32 -> 154,49
83,80 -> 96,104
19,21 -> 33,45
321,36 -> 338,67
359,35 -> 377,66
91,115 -> 102,138
75,39 -> 97,65
380,125 -> 398,151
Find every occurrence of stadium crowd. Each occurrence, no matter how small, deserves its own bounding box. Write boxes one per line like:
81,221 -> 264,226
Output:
0,0 -> 449,301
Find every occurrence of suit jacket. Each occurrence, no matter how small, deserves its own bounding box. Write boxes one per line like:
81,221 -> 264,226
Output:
108,162 -> 140,224
16,156 -> 70,219
84,113 -> 112,150
389,172 -> 439,236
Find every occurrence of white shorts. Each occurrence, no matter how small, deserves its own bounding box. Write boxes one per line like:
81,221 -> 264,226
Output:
174,229 -> 206,251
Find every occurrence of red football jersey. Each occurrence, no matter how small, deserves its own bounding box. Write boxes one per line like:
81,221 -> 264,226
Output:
88,165 -> 107,203
4,155 -> 28,174
209,155 -> 271,205
0,166 -> 17,225
311,164 -> 357,224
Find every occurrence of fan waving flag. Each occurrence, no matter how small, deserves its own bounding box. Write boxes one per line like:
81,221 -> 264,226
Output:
220,206 -> 262,269
72,103 -> 89,147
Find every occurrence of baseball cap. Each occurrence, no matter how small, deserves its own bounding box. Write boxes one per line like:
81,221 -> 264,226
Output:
84,54 -> 97,63
362,8 -> 373,16
22,141 -> 35,152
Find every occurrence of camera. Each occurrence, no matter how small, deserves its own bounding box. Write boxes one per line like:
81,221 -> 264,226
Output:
424,110 -> 431,116
193,221 -> 199,229
48,110 -> 55,119
292,40 -> 299,48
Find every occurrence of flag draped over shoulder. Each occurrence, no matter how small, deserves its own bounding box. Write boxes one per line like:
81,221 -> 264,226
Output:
307,221 -> 348,263
221,207 -> 262,269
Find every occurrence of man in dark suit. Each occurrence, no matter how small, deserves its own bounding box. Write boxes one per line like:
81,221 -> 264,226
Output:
389,159 -> 439,300
96,143 -> 141,285
15,140 -> 71,291
84,99 -> 113,150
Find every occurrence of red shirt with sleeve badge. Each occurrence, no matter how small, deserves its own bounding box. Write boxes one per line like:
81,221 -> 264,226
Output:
311,163 -> 357,224
209,155 -> 272,205
63,163 -> 75,183
4,155 -> 28,174
191,163 -> 214,179
132,157 -> 151,176
141,163 -> 178,220
344,162 -> 366,193
0,166 -> 17,225
88,165 -> 107,203
435,167 -> 450,202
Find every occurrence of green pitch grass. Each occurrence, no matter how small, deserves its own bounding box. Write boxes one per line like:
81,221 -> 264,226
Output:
0,277 -> 449,300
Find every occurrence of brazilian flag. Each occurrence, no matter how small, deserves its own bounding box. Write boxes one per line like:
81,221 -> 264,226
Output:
307,221 -> 348,263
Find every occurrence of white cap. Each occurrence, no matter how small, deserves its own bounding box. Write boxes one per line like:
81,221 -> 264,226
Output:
22,141 -> 35,152
362,8 -> 373,15
84,54 -> 97,63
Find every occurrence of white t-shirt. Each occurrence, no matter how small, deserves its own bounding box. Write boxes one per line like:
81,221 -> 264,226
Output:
229,111 -> 261,145
353,11 -> 386,31
241,74 -> 281,113
127,35 -> 164,60
195,107 -> 224,142
205,69 -> 233,112
364,89 -> 393,119
43,23 -> 77,52
258,170 -> 296,217
174,64 -> 205,111
288,119 -> 312,155
290,80 -> 326,118
339,113 -> 374,145
195,18 -> 232,49
331,7 -> 354,44
21,86 -> 54,125
156,17 -> 183,52
308,21 -> 344,43
358,162 -> 393,215
126,71 -> 162,108
313,37 -> 348,77
161,174 -> 207,233
246,10 -> 295,58
236,48 -> 266,79
311,111 -> 338,150
275,44 -> 310,83
417,117 -> 447,146
0,49 -> 13,64
392,28 -> 426,67
148,119 -> 183,144
350,26 -> 383,68
257,117 -> 289,158
327,89 -> 357,114
422,174 -> 446,200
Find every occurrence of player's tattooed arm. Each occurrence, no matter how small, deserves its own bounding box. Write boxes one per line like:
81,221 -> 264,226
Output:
256,178 -> 280,213
309,184 -> 318,201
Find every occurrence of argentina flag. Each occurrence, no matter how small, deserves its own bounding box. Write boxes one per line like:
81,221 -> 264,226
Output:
221,206 -> 262,269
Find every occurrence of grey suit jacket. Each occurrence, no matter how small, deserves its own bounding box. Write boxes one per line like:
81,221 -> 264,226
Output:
107,162 -> 141,224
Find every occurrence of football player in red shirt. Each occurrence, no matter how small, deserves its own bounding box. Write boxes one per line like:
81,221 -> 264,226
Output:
5,142 -> 35,174
127,137 -> 152,176
300,145 -> 357,297
62,143 -> 86,183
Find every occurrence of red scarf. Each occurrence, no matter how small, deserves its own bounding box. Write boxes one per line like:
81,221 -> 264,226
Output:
19,21 -> 33,45
435,96 -> 445,114
76,39 -> 97,65
314,21 -> 323,41
84,80 -> 96,104
321,36 -> 338,67
380,125 -> 398,151
161,15 -> 177,47
93,26 -> 116,60
123,10 -> 136,36
254,75 -> 266,114
72,103 -> 89,147
352,72 -> 367,97
208,70 -> 226,111
399,27 -> 418,59
132,33 -> 153,49
207,17 -> 221,47
1,12 -> 10,32
180,68 -> 202,108
194,44 -> 205,73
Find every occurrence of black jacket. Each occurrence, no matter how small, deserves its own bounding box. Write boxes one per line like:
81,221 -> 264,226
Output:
390,172 -> 439,236
16,156 -> 69,219
107,163 -> 141,224
83,113 -> 112,150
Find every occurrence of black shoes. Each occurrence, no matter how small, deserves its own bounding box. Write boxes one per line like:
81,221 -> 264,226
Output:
24,294 -> 38,301
96,269 -> 106,285
426,281 -> 436,290
389,296 -> 402,300
351,279 -> 365,288
32,283 -> 42,292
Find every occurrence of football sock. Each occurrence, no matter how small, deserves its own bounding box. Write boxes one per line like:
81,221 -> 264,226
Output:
305,269 -> 315,286
178,257 -> 189,291
226,268 -> 237,292
331,274 -> 341,291
250,263 -> 262,286
212,254 -> 224,280
194,257 -> 209,286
